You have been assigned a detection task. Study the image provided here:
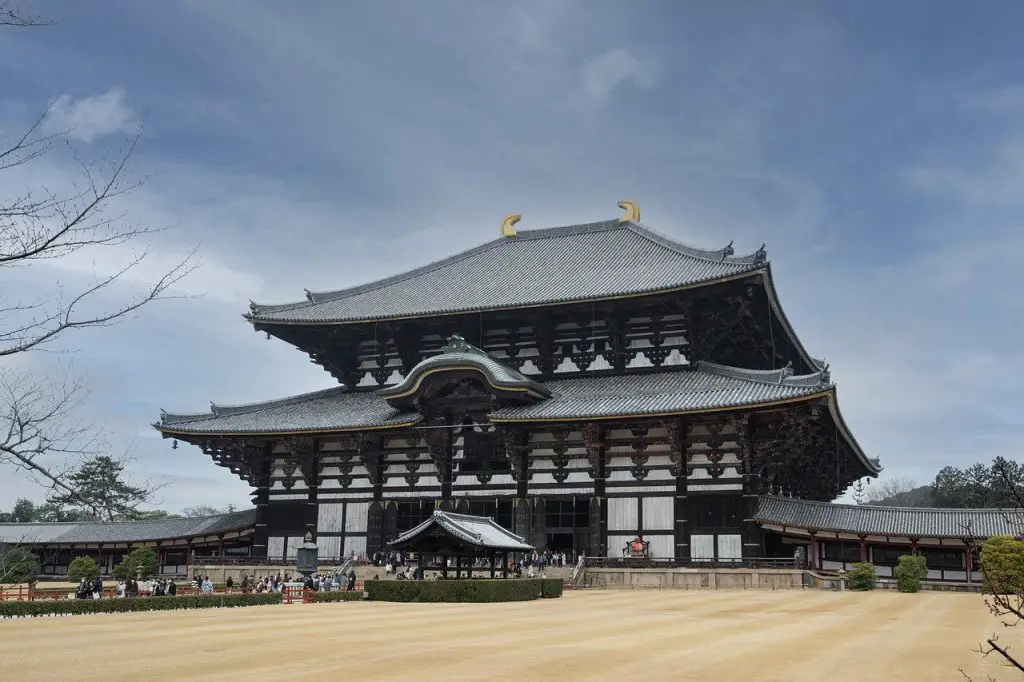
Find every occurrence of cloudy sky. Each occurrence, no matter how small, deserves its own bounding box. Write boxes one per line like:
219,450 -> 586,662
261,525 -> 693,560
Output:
1,1 -> 1021,512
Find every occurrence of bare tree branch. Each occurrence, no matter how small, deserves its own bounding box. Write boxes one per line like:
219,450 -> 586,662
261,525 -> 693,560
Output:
0,2 -> 51,27
0,13 -> 198,517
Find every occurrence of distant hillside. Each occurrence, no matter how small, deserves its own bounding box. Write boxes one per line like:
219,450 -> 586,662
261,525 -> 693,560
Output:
868,485 -> 935,507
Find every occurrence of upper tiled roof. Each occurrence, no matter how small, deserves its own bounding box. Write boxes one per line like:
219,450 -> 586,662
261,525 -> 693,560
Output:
390,511 -> 534,551
157,362 -> 830,436
157,387 -> 419,435
246,220 -> 767,324
755,496 -> 1018,539
0,510 -> 257,545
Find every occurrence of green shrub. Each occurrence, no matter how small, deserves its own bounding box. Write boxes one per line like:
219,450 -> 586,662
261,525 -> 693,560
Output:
980,535 -> 1024,595
67,556 -> 100,583
112,546 -> 158,580
309,590 -> 364,603
540,578 -> 564,598
366,579 -> 555,603
0,547 -> 40,584
845,563 -> 877,591
0,592 -> 283,618
894,555 -> 928,593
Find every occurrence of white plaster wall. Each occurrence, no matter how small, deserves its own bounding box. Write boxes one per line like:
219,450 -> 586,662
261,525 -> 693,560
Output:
608,497 -> 638,531
345,502 -> 368,533
717,534 -> 742,560
317,503 -> 344,533
267,537 -> 285,559
343,536 -> 367,560
646,535 -> 675,559
642,497 -> 674,531
690,534 -> 714,560
318,536 -> 341,561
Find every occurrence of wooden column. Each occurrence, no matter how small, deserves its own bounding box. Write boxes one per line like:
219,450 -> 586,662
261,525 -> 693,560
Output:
858,536 -> 868,563
251,445 -> 273,559
667,418 -> 690,560
361,435 -> 386,557
910,538 -> 919,555
425,418 -> 453,508
965,547 -> 973,583
501,425 -> 531,542
808,532 -> 818,570
583,422 -> 606,558
734,415 -> 763,559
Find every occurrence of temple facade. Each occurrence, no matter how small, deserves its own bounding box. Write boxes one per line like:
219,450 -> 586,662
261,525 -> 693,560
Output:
155,203 -> 881,564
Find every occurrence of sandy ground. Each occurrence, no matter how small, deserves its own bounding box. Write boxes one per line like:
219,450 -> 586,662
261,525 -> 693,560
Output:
0,589 -> 1011,681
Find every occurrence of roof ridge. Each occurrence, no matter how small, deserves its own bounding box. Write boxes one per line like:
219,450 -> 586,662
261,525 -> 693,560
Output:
761,494 -> 1017,514
0,509 -> 256,528
626,221 -> 768,266
696,360 -> 831,389
160,386 -> 348,424
246,217 -> 765,319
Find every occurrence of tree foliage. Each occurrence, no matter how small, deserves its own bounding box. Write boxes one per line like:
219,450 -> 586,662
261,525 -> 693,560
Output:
845,562 -> 877,590
0,497 -> 94,522
67,556 -> 99,583
0,546 -> 40,583
894,554 -> 928,593
46,456 -> 156,522
932,458 -> 1024,509
980,535 -> 1024,596
181,504 -> 237,518
112,546 -> 157,580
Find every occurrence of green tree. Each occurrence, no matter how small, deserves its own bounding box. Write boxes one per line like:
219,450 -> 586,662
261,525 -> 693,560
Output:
894,554 -> 928,593
0,547 -> 40,583
112,546 -> 158,580
67,556 -> 99,583
47,456 -> 155,522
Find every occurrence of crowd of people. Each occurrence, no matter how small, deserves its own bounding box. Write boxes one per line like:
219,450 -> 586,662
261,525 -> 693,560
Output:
73,576 -> 179,598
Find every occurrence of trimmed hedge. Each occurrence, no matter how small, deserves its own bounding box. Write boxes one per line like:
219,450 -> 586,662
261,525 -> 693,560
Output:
540,578 -> 563,598
310,590 -> 364,603
0,592 -> 282,618
894,555 -> 928,593
366,578 -> 562,603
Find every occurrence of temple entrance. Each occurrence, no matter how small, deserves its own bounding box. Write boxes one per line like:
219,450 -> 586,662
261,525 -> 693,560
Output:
546,532 -> 574,553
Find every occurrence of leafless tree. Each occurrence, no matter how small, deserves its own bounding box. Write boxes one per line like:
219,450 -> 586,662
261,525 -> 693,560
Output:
865,475 -> 920,506
1,14 -> 198,518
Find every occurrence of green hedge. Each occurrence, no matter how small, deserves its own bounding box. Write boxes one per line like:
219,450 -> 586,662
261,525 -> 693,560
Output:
0,593 -> 282,618
845,563 -> 878,591
309,590 -> 364,603
894,555 -> 928,593
366,578 -> 562,602
540,578 -> 564,598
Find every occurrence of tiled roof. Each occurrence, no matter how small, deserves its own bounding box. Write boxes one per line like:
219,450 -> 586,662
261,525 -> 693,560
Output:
390,511 -> 534,551
157,364 -> 831,436
0,510 -> 257,545
158,387 -> 419,435
755,496 -> 1019,539
246,219 -> 766,324
489,361 -> 830,421
378,334 -> 551,402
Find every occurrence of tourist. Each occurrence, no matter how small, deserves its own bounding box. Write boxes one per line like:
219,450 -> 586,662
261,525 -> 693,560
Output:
167,579 -> 177,596
346,569 -> 356,591
225,575 -> 234,594
92,576 -> 103,599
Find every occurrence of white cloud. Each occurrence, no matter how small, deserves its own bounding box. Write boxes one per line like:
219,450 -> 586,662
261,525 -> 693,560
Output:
43,88 -> 136,143
580,49 -> 654,102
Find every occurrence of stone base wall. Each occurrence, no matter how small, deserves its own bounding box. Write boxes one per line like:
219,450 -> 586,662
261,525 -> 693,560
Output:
584,567 -> 805,590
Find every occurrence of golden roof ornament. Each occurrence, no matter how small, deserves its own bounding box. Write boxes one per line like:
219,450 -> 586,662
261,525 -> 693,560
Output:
501,214 -> 522,237
617,200 -> 639,223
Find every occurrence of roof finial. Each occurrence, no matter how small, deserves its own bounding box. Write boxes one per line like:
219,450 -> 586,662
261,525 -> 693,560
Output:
617,200 -> 639,223
501,214 -> 521,237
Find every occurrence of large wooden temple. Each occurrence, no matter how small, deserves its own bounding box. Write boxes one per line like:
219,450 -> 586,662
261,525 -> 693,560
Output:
155,201 -> 882,564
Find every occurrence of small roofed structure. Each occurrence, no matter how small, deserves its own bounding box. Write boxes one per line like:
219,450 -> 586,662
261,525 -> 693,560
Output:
389,511 -> 533,579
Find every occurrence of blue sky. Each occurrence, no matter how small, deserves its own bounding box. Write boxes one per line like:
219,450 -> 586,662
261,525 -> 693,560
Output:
1,0 -> 1021,511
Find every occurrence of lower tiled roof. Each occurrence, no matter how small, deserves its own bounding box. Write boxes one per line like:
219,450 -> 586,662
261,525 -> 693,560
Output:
0,510 -> 257,545
755,495 -> 1018,539
157,363 -> 829,436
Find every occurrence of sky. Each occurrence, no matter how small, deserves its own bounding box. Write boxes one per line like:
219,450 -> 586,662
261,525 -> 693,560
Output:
1,0 -> 1022,512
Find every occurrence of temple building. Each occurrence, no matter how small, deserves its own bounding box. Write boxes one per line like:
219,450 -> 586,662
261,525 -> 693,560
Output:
153,201 -> 883,564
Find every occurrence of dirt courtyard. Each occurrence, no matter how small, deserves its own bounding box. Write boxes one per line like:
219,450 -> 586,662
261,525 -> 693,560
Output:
0,589 -> 1011,681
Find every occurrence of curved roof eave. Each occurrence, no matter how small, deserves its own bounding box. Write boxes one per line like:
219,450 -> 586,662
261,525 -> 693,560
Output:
758,263 -> 819,375
827,388 -> 881,477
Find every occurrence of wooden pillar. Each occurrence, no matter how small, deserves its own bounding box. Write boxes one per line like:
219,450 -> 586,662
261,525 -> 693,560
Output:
583,422 -> 606,558
489,555 -> 496,578
859,535 -> 867,563
808,532 -> 818,570
361,435 -> 386,556
965,547 -> 973,583
251,446 -> 273,559
218,535 -> 225,558
668,418 -> 690,561
910,538 -> 919,555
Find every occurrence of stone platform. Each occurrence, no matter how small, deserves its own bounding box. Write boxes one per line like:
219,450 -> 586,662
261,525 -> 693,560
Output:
584,567 -> 805,589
